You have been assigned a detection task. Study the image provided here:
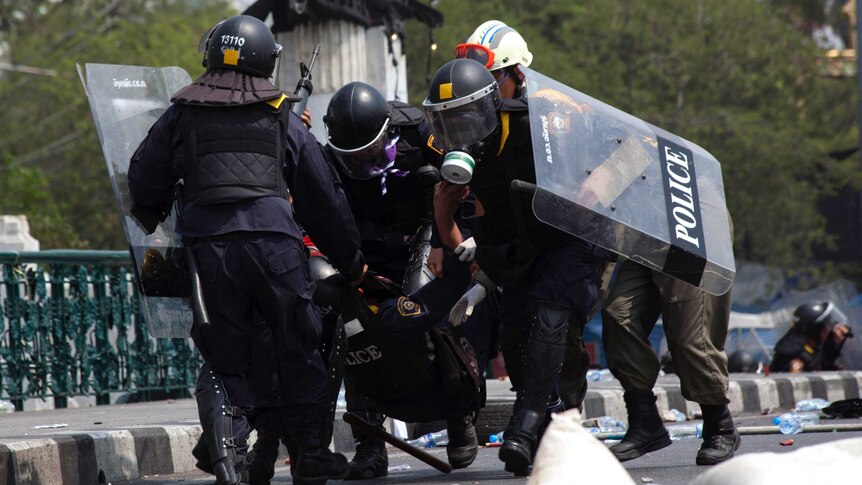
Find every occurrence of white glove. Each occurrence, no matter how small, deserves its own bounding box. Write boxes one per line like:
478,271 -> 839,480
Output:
448,283 -> 487,326
454,237 -> 477,262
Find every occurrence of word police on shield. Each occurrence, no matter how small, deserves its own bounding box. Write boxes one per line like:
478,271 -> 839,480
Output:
522,66 -> 734,295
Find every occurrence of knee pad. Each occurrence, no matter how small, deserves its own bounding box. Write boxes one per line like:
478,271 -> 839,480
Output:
529,302 -> 573,345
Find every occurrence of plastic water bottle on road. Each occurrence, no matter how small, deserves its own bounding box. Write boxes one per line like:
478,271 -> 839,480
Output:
774,412 -> 819,435
794,398 -> 830,412
596,416 -> 627,433
668,423 -> 703,440
666,408 -> 687,422
407,430 -> 449,448
488,431 -> 505,444
586,369 -> 614,382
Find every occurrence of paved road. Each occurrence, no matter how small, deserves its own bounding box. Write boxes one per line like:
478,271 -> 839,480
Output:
118,416 -> 862,485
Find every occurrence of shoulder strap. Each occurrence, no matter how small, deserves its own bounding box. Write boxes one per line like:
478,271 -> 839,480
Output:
266,93 -> 289,110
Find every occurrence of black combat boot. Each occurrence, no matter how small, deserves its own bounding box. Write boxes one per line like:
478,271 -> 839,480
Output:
344,435 -> 389,480
696,404 -> 740,465
500,395 -> 531,476
247,430 -> 280,485
498,409 -> 543,476
609,390 -> 672,462
344,401 -> 388,480
446,415 -> 478,469
292,409 -> 350,483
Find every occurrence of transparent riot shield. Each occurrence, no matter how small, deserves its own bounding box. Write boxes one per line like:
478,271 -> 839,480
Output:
80,63 -> 193,337
522,67 -> 734,295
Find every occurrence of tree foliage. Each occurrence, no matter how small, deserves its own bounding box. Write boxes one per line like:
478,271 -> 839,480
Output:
0,0 -> 234,249
406,0 -> 860,282
0,0 -> 859,287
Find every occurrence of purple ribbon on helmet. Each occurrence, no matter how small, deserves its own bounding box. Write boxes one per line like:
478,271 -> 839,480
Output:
380,135 -> 408,195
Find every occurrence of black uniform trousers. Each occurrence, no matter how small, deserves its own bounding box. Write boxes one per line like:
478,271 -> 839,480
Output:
190,232 -> 328,431
499,239 -> 601,411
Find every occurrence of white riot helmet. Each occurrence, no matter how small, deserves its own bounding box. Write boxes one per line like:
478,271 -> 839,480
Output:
455,20 -> 533,71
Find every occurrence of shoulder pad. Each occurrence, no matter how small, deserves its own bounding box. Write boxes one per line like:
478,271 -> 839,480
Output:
388,100 -> 424,127
500,97 -> 528,112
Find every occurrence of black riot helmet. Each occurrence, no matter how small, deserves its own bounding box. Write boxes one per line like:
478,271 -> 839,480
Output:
423,58 -> 501,153
727,350 -> 758,373
202,15 -> 283,78
792,301 -> 847,338
324,82 -> 394,180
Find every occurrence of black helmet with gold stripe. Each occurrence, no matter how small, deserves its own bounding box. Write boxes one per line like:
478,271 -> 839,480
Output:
422,58 -> 501,152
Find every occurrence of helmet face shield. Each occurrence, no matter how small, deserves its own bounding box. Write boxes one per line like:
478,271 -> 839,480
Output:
822,302 -> 848,331
328,118 -> 393,180
423,84 -> 500,152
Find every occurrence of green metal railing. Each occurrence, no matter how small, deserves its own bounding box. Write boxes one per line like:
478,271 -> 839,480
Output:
0,250 -> 200,410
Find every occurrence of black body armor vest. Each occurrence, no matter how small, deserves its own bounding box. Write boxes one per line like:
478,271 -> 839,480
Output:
177,102 -> 290,205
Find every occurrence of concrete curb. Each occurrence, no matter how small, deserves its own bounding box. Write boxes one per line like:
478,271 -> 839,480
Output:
2,372 -> 861,484
473,372 -> 862,442
0,426 -> 202,485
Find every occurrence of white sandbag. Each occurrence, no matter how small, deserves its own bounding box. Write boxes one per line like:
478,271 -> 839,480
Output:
528,408 -> 635,485
691,436 -> 862,485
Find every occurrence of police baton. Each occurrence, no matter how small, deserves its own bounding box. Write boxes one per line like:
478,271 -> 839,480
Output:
175,184 -> 211,326
343,412 -> 453,473
291,43 -> 320,117
510,179 -> 537,194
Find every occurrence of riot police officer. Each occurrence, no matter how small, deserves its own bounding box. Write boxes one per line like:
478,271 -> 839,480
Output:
323,81 -> 440,284
424,58 -> 607,476
453,19 -> 596,415
321,81 -> 481,477
128,15 -> 365,484
314,250 -> 498,426
601,260 -> 739,466
771,301 -> 853,372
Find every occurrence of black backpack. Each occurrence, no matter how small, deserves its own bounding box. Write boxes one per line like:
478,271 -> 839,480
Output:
430,325 -> 483,408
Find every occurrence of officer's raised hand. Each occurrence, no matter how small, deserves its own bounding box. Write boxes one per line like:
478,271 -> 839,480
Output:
434,180 -> 469,220
827,323 -> 851,348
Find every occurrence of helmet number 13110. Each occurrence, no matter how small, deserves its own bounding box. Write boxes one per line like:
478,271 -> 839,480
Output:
220,35 -> 245,47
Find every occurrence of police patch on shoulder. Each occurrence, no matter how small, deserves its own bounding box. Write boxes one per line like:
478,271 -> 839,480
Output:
396,296 -> 424,317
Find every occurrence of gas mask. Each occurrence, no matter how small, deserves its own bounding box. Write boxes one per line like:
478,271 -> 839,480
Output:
440,126 -> 501,184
